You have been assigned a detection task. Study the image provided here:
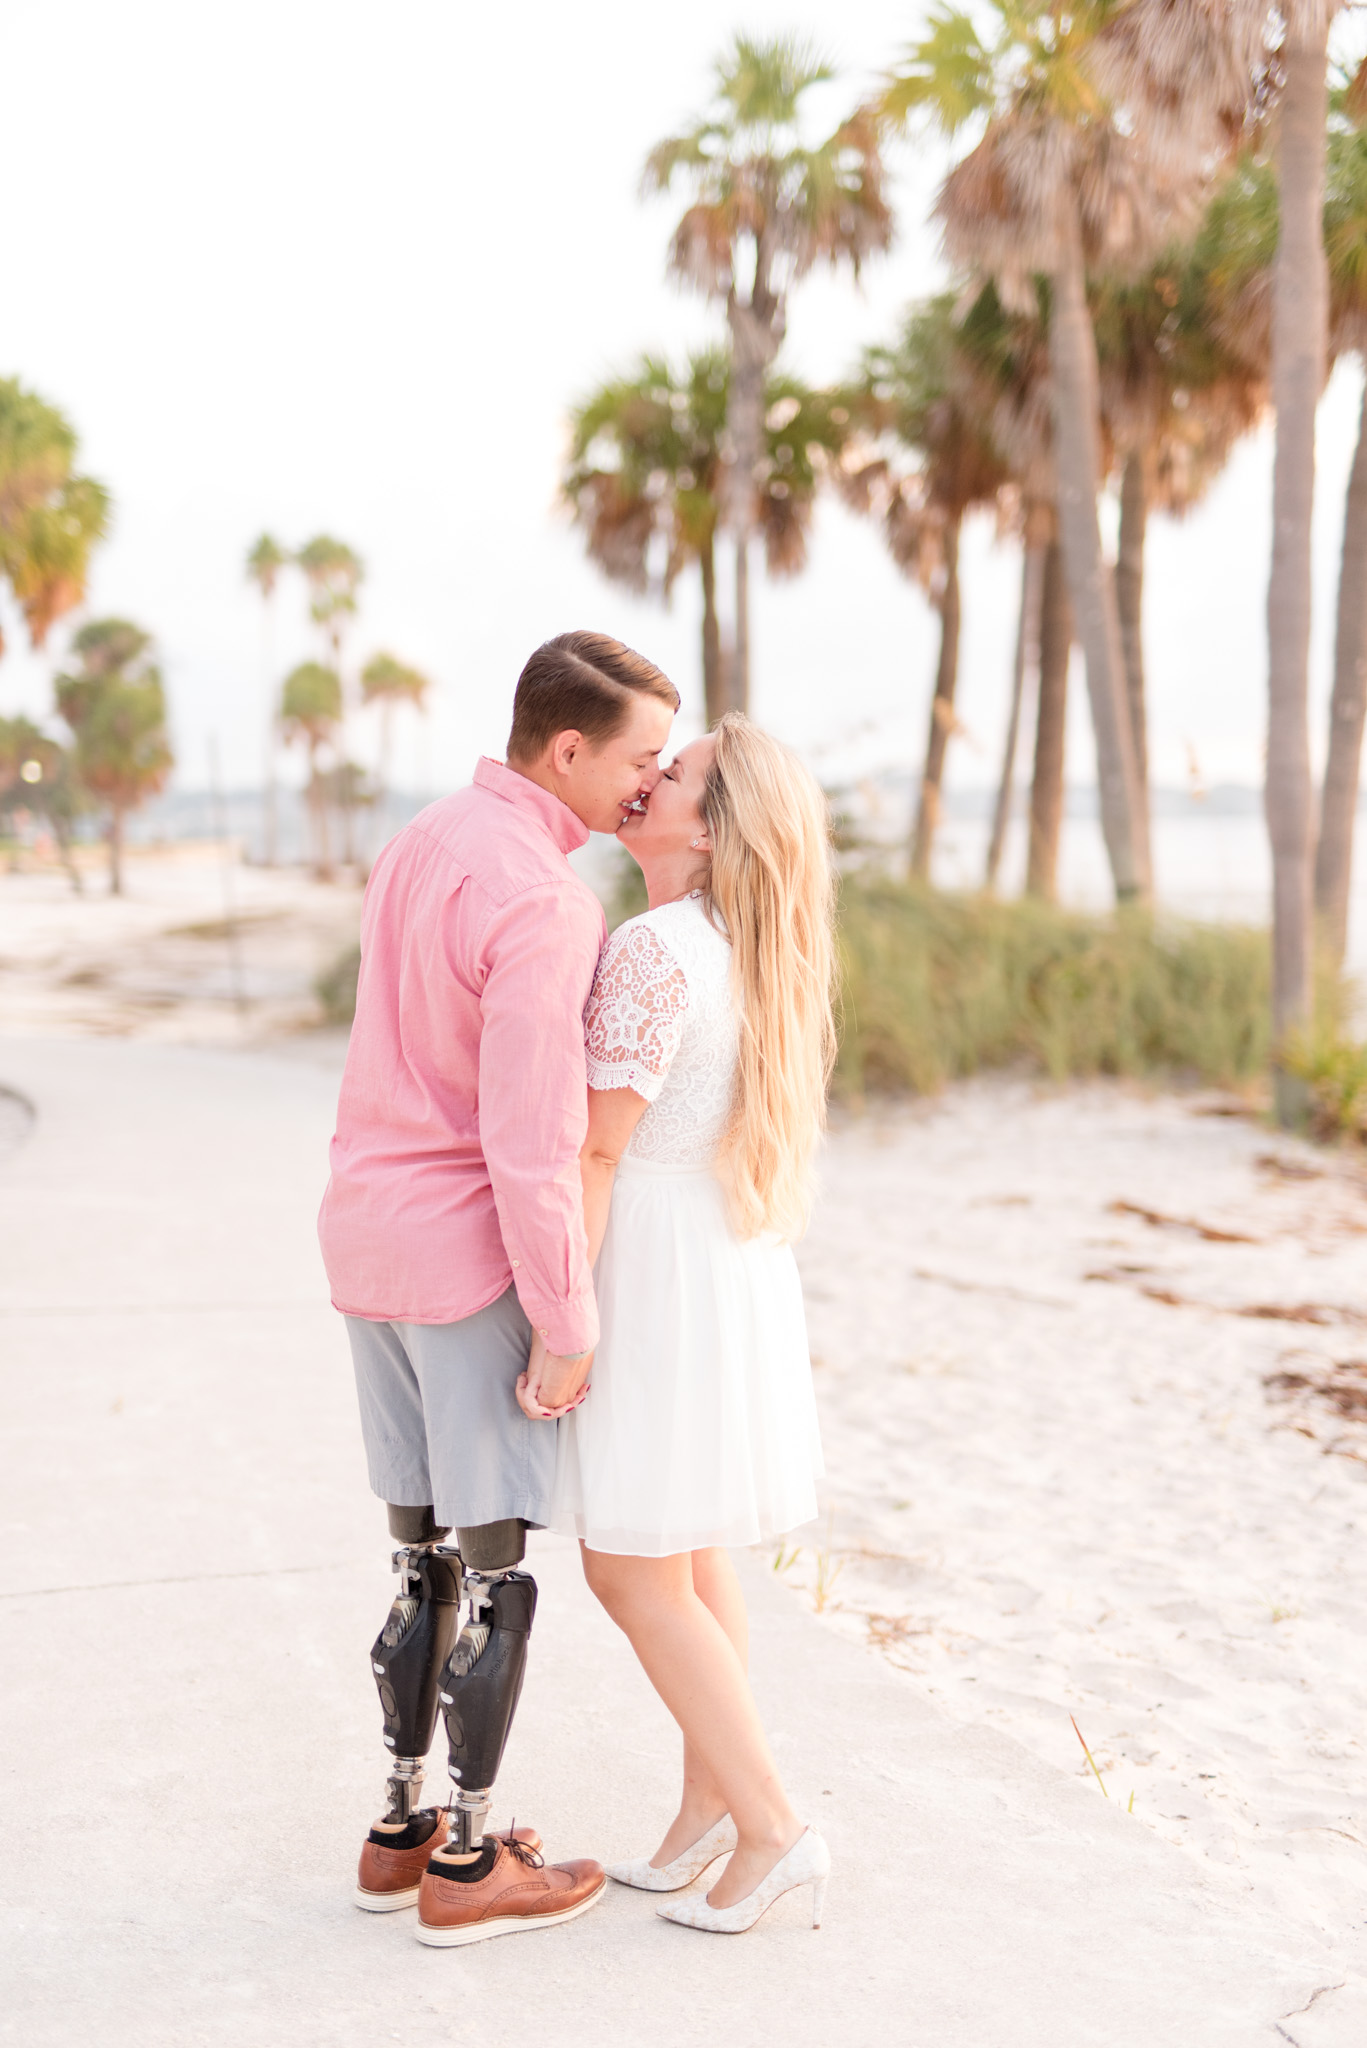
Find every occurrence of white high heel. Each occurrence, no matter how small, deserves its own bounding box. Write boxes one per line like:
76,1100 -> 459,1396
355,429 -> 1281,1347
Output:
656,1826 -> 830,1933
605,1814 -> 738,1893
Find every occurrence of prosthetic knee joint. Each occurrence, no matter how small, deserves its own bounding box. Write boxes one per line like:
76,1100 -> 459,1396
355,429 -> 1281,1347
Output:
369,1510 -> 537,1853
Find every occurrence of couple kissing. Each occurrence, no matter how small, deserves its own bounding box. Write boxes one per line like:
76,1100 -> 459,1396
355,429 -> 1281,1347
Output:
319,629 -> 834,1945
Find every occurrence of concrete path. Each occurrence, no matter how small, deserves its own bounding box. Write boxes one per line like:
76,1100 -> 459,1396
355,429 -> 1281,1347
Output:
0,1038 -> 1358,2047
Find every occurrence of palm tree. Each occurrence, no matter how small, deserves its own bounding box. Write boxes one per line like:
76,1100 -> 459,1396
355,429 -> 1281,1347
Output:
361,652 -> 431,836
54,620 -> 173,895
1091,253 -> 1268,801
0,378 -> 109,661
563,349 -> 850,725
879,0 -> 1261,904
940,280 -> 1059,893
1315,69 -> 1367,968
246,533 -> 290,864
1026,535 -> 1074,899
1264,5 -> 1341,1114
843,294 -> 1012,874
280,659 -> 342,877
644,35 -> 892,711
296,536 -> 363,860
0,716 -> 85,892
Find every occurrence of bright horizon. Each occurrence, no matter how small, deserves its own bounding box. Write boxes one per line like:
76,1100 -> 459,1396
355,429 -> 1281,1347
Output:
2,0 -> 1366,806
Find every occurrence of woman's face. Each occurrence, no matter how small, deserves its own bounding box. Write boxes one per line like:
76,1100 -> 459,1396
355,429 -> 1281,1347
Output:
616,733 -> 717,861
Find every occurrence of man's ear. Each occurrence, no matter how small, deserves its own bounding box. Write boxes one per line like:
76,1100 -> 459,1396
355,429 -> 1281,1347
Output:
548,729 -> 585,779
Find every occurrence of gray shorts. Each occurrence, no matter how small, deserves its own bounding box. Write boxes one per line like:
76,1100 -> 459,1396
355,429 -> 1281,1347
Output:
345,1286 -> 555,1529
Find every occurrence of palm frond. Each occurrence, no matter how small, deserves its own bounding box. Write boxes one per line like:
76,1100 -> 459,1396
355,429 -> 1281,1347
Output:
879,7 -> 996,135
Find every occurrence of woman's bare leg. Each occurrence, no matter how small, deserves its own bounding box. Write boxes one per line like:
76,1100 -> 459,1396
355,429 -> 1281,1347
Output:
652,1548 -> 750,1864
583,1544 -> 802,1907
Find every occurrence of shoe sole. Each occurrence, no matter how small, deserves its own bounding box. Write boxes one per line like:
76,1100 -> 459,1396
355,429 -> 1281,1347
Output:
354,1883 -> 420,1913
414,1880 -> 606,1948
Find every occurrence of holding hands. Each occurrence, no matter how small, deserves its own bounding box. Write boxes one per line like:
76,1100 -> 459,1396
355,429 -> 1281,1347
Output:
516,1330 -> 593,1421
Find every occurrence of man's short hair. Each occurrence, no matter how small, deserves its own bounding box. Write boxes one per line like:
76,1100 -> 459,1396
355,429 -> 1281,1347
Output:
507,631 -> 679,764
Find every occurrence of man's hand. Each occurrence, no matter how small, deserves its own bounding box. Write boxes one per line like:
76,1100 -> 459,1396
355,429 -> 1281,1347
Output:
515,1331 -> 593,1420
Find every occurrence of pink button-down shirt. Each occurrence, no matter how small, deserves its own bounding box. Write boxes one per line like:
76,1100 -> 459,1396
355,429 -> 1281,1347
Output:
318,757 -> 607,1354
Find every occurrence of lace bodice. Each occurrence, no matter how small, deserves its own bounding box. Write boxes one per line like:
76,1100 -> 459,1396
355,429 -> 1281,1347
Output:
584,893 -> 738,1166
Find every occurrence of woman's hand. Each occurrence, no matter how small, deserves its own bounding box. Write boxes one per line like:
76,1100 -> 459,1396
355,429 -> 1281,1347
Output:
516,1331 -> 593,1420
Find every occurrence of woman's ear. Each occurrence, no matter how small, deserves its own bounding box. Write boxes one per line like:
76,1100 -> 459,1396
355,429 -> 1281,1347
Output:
689,833 -> 710,852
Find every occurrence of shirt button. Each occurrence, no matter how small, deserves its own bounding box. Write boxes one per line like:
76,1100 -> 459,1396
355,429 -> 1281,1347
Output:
539,1329 -> 548,1339
512,1259 -> 520,1268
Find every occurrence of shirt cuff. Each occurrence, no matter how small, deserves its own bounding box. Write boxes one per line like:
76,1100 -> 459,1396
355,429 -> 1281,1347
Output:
519,1284 -> 600,1359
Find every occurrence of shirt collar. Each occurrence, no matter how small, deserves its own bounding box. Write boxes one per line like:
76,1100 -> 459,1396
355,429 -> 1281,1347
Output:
473,756 -> 590,856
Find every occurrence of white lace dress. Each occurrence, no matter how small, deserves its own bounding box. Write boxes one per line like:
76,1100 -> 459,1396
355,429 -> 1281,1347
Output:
550,892 -> 823,1556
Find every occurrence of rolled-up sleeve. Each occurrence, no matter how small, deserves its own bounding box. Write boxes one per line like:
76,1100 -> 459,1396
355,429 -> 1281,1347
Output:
476,882 -> 605,1355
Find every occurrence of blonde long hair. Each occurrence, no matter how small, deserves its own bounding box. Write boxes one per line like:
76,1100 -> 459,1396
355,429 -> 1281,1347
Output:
701,713 -> 836,1242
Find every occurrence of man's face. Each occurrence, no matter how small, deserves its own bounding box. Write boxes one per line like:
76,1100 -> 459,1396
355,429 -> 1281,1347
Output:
557,695 -> 674,833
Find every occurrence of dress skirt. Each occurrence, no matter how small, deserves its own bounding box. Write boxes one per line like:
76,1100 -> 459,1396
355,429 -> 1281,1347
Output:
550,1156 -> 824,1557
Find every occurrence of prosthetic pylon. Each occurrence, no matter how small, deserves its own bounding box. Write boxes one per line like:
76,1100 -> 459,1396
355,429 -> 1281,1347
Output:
369,1541 -> 463,1824
436,1568 -> 538,1853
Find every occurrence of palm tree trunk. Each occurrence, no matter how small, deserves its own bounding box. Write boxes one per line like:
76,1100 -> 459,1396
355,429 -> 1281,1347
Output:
54,818 -> 83,896
1116,451 -> 1149,799
700,536 -> 724,726
986,541 -> 1045,888
1027,538 -> 1072,901
733,535 -> 751,715
1314,371 -> 1367,968
108,806 -> 124,896
724,287 -> 782,716
1049,193 -> 1150,903
1267,24 -> 1330,1119
911,518 -> 963,878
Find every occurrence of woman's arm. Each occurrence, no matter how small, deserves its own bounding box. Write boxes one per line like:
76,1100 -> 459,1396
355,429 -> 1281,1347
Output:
515,1085 -> 649,1423
581,1085 -> 650,1267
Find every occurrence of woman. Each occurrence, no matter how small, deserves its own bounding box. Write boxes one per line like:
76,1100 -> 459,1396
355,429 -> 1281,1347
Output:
519,711 -> 835,1935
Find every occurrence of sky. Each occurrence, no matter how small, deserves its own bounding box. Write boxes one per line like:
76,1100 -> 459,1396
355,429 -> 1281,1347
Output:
1,0 -> 1365,802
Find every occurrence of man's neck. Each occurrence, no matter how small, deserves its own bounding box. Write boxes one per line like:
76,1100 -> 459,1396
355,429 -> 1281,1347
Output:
504,755 -> 562,803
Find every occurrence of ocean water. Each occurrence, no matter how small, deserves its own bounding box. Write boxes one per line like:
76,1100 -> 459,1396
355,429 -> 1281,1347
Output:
929,804 -> 1367,987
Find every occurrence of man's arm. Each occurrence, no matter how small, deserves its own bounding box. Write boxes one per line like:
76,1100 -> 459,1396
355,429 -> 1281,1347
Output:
476,882 -> 604,1360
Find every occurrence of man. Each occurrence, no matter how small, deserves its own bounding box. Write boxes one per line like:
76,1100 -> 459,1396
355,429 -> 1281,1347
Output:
318,630 -> 678,1946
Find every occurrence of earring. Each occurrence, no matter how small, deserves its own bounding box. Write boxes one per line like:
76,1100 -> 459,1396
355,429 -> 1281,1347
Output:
690,838 -> 706,850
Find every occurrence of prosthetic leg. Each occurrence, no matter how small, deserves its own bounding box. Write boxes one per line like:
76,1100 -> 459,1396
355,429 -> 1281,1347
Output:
434,1519 -> 538,1855
366,1511 -> 537,1853
369,1505 -> 463,1827
362,1510 -> 603,1943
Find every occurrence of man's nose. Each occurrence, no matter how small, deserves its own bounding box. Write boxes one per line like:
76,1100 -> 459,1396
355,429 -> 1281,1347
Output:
638,764 -> 664,791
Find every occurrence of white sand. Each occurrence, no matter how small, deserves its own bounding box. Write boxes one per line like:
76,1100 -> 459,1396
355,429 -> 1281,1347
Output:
792,1081 -> 1367,1961
7,844 -> 1363,1971
0,845 -> 361,1040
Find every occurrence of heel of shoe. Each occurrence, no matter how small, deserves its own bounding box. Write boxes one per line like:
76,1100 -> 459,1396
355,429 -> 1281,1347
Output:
811,1877 -> 827,1929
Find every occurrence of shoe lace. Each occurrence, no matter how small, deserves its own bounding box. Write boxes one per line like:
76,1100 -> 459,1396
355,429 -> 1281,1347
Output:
501,1819 -> 545,1870
437,1797 -> 545,1869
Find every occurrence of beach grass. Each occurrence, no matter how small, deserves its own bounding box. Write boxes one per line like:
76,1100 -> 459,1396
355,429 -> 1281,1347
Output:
835,878 -> 1271,1097
324,859 -> 1362,1123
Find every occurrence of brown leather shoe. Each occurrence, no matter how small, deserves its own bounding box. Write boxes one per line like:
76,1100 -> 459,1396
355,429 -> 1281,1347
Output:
415,1835 -> 606,1947
354,1814 -> 542,1912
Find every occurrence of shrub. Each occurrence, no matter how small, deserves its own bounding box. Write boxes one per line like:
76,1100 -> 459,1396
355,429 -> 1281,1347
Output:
315,943 -> 361,1024
835,879 -> 1271,1097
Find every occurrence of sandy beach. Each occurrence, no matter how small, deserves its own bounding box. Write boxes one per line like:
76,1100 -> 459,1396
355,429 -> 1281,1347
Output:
795,1081 -> 1367,1962
2,849 -> 1363,1989
0,845 -> 361,1041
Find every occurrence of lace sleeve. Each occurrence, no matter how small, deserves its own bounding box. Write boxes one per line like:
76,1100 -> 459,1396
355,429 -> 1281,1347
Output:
584,920 -> 689,1102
